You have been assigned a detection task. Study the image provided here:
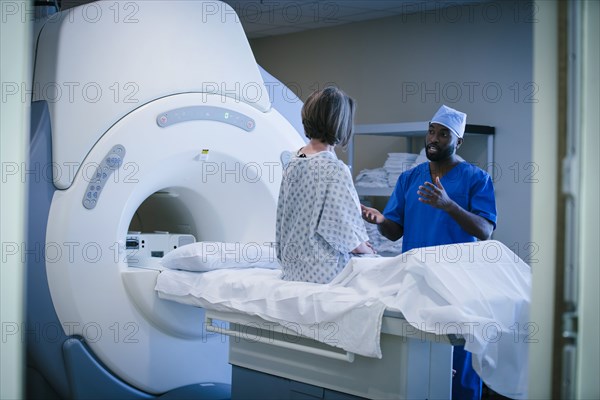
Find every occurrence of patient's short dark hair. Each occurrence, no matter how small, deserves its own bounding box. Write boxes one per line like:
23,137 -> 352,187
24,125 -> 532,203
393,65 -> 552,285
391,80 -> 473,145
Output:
301,86 -> 356,148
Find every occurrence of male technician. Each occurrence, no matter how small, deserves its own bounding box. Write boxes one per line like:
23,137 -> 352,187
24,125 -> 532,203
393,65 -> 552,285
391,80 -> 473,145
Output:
361,105 -> 497,400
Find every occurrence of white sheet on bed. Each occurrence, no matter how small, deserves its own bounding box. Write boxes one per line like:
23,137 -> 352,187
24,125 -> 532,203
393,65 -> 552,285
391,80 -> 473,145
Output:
155,240 -> 530,399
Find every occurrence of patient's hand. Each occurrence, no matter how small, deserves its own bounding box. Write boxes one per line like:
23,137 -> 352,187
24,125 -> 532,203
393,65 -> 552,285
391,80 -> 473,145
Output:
352,241 -> 376,254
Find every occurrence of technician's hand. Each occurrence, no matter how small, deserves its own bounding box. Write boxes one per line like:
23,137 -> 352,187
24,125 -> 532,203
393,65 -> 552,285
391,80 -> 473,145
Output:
417,177 -> 454,211
361,204 -> 384,224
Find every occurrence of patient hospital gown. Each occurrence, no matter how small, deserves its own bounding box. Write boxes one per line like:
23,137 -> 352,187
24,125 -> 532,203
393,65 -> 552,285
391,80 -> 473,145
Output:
276,151 -> 368,284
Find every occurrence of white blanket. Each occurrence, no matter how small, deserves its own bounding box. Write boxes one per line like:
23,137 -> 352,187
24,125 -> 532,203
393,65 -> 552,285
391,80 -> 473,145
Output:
155,240 -> 530,399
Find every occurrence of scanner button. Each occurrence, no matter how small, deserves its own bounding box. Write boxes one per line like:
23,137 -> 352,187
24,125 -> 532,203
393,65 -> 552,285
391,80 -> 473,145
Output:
106,155 -> 123,169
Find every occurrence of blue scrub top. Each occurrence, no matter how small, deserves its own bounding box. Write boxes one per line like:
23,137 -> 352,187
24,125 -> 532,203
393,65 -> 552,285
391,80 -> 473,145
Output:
384,161 -> 497,253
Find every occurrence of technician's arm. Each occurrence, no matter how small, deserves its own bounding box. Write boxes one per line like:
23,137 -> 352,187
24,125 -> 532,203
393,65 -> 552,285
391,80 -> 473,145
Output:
361,205 -> 404,242
444,202 -> 494,240
417,177 -> 493,240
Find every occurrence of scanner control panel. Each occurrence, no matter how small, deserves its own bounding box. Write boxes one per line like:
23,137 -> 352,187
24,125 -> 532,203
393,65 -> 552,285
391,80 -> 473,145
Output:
82,144 -> 125,209
156,106 -> 256,132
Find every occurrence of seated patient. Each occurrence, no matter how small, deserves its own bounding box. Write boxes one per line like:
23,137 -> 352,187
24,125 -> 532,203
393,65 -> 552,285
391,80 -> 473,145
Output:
276,86 -> 374,284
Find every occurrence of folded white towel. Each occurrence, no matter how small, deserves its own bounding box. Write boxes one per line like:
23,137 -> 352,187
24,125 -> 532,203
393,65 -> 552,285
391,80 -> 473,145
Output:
355,167 -> 389,188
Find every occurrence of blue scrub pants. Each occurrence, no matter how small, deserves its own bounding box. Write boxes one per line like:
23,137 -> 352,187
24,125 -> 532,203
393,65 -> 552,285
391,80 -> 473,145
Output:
452,346 -> 482,400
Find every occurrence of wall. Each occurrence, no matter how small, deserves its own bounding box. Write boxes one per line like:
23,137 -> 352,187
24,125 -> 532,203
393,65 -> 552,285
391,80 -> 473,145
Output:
529,1 -> 558,397
576,0 -> 600,397
1,1 -> 31,398
250,2 -> 535,260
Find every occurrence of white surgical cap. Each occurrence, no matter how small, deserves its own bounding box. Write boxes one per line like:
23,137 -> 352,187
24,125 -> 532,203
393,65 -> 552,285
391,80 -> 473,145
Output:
431,105 -> 467,138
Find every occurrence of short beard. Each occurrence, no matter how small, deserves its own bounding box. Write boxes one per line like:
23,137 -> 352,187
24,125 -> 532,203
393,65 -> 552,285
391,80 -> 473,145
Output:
426,143 -> 455,162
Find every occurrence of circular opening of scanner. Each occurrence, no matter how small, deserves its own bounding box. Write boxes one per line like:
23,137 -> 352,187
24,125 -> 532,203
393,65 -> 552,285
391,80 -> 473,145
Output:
124,187 -> 208,338
129,187 -> 196,241
122,178 -> 277,339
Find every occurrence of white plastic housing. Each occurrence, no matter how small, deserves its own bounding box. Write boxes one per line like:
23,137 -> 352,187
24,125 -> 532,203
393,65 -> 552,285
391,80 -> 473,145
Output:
46,92 -> 304,393
34,0 -> 271,189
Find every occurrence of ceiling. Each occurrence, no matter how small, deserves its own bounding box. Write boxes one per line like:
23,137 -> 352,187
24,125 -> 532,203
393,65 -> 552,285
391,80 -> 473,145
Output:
220,0 -> 483,39
55,0 -> 484,40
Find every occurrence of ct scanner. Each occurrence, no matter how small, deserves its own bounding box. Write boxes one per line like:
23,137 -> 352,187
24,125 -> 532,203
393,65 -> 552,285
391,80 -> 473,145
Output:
27,1 -> 306,398
26,2 -> 532,399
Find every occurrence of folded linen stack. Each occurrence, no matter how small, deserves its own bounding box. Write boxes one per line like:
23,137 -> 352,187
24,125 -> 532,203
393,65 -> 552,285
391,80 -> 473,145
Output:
355,167 -> 389,188
355,152 -> 423,189
384,152 -> 418,187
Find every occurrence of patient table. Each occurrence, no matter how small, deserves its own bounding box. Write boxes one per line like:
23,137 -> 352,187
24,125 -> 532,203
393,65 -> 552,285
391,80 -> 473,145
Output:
156,240 -> 531,400
205,310 -> 462,399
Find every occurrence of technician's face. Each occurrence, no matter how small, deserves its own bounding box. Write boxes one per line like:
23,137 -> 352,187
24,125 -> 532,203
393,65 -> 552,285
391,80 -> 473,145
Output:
425,123 -> 460,162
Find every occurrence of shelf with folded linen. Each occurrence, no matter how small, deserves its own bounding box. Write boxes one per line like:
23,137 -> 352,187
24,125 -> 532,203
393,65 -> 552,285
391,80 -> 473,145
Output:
354,150 -> 426,197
